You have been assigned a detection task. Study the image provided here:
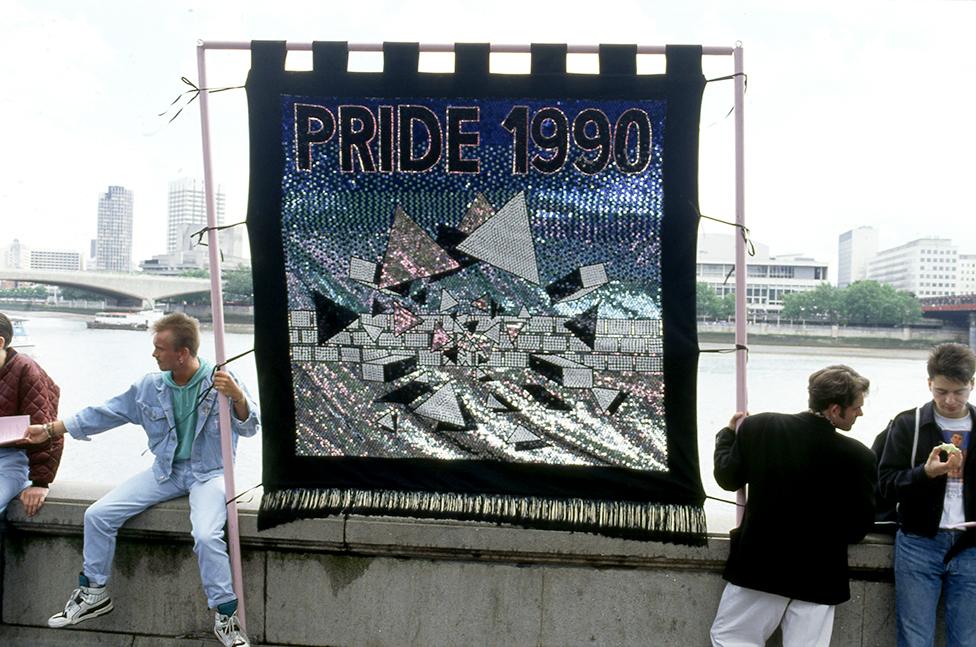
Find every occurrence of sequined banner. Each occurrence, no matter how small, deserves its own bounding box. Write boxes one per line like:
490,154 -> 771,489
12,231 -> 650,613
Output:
248,42 -> 706,543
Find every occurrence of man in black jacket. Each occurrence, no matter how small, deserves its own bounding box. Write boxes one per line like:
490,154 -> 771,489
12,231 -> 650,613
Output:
878,343 -> 976,647
710,365 -> 876,647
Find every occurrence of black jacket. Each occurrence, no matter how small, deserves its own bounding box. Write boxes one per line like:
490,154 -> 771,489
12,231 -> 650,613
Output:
714,411 -> 876,605
878,401 -> 976,539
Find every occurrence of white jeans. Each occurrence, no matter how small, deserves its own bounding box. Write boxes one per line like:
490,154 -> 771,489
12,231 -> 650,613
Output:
0,448 -> 29,517
711,583 -> 835,647
82,461 -> 235,608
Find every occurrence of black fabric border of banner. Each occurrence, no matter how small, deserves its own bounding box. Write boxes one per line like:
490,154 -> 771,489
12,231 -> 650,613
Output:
247,41 -> 706,542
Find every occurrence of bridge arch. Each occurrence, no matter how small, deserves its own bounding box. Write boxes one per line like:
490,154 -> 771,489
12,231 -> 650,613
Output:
0,269 -> 211,307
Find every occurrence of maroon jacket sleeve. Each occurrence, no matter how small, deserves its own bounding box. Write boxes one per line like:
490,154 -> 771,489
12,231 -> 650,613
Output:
16,355 -> 62,487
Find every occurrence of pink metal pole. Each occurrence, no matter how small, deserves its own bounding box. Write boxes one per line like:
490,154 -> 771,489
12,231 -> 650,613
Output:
199,40 -> 735,56
195,43 -> 247,629
733,44 -> 748,525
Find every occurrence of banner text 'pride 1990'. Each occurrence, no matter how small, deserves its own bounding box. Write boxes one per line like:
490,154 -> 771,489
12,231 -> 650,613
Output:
293,104 -> 653,176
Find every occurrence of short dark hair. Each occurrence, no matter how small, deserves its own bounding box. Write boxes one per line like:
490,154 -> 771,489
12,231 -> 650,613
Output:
808,365 -> 870,411
0,313 -> 11,350
927,343 -> 976,384
152,312 -> 200,356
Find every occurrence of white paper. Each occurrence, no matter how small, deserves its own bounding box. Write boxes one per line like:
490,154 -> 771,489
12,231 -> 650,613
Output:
0,415 -> 29,446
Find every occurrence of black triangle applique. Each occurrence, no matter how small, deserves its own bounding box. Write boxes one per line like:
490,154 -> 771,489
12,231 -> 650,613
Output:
371,296 -> 391,315
375,381 -> 434,405
313,291 -> 360,344
606,390 -> 628,415
489,299 -> 505,318
385,281 -> 412,296
434,225 -> 479,271
464,320 -> 479,333
411,287 -> 428,305
522,384 -> 572,411
564,304 -> 599,349
545,269 -> 582,302
443,345 -> 460,364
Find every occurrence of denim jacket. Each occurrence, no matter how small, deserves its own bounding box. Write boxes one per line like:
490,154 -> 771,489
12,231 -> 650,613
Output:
64,367 -> 260,483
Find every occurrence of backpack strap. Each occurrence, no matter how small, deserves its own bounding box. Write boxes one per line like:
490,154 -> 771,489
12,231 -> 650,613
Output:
911,407 -> 920,468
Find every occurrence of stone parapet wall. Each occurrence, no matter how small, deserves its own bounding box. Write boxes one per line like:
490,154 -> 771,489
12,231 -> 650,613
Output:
0,482 -> 900,646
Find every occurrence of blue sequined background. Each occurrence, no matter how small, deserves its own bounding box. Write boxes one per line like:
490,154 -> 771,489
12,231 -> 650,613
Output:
279,95 -> 669,471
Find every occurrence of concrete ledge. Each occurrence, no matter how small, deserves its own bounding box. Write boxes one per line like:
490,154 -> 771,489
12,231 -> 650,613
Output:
0,481 -> 899,646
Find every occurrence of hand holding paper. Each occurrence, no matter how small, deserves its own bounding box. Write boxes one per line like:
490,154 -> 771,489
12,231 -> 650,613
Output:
0,415 -> 30,446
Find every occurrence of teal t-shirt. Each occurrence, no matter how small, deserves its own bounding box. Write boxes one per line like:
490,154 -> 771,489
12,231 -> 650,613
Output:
162,358 -> 213,461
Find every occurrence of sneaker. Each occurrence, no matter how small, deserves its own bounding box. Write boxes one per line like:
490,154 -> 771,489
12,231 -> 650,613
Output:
214,611 -> 250,647
48,581 -> 113,628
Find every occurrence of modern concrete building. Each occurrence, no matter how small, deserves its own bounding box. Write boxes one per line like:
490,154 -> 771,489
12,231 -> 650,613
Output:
139,247 -> 213,276
141,178 -> 248,275
866,237 -> 957,298
696,233 -> 829,315
2,238 -> 29,270
958,254 -> 976,296
29,249 -> 83,272
837,226 -> 878,288
166,177 -> 225,255
96,185 -> 133,272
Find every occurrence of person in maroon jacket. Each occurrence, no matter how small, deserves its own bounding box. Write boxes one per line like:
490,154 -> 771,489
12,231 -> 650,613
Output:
0,312 -> 62,517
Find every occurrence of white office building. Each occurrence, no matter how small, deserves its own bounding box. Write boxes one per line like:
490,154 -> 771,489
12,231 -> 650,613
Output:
697,233 -> 829,315
166,178 -> 226,254
837,226 -> 878,288
29,249 -> 83,271
957,254 -> 976,296
95,186 -> 132,272
2,239 -> 30,270
866,238 -> 957,298
96,186 -> 133,272
142,178 -> 248,274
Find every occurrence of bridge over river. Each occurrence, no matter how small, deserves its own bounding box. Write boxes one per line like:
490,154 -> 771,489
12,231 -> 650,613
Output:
0,268 -> 211,307
921,295 -> 976,347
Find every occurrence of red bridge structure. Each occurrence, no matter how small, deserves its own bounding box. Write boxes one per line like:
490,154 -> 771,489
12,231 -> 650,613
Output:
921,295 -> 976,347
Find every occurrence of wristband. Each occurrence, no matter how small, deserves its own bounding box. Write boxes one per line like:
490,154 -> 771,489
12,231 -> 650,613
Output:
43,422 -> 54,440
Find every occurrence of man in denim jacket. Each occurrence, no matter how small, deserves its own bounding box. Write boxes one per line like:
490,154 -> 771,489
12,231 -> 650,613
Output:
24,313 -> 258,647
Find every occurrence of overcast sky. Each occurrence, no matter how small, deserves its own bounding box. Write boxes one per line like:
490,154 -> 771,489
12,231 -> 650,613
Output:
1,0 -> 973,277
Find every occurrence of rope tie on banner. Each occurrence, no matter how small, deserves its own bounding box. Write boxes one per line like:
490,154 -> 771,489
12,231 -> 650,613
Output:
706,71 -> 748,87
159,77 -> 245,123
697,213 -> 755,259
700,344 -> 749,356
140,348 -> 256,456
227,482 -> 263,506
189,221 -> 248,263
706,494 -> 745,507
696,209 -> 755,285
190,221 -> 248,248
703,72 -> 748,125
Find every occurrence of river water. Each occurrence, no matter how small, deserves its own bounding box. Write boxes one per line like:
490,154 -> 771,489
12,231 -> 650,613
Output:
10,311 -> 935,534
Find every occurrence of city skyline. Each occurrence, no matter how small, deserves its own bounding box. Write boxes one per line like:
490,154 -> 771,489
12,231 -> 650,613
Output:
9,186 -> 976,281
1,1 -> 973,274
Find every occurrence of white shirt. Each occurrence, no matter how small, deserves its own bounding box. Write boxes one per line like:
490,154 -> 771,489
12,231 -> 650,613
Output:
935,411 -> 971,529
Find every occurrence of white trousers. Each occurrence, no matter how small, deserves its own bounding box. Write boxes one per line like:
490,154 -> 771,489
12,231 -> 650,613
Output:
710,583 -> 835,647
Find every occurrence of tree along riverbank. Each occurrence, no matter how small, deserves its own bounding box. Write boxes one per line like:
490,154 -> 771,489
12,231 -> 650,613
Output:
6,304 -> 962,350
698,317 -> 965,351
